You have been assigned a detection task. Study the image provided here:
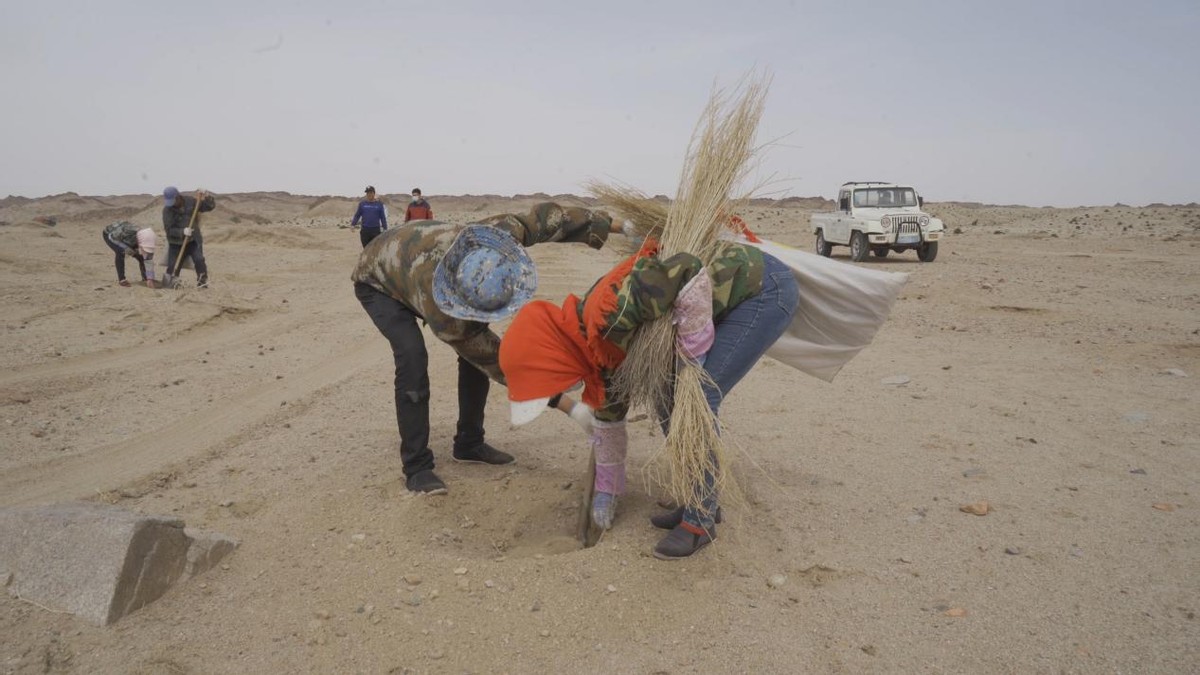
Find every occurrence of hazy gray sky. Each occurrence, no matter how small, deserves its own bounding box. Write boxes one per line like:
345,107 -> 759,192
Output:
3,0 -> 1197,206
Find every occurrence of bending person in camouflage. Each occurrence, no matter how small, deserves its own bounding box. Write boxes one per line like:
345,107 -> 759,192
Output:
101,221 -> 158,288
351,202 -> 621,495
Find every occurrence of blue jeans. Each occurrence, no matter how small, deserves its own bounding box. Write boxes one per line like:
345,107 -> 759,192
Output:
682,252 -> 799,531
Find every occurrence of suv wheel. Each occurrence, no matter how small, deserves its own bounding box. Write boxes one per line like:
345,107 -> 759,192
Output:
917,241 -> 939,262
850,231 -> 869,262
815,230 -> 833,257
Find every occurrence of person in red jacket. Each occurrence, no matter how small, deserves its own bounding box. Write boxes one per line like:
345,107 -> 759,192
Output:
405,188 -> 434,222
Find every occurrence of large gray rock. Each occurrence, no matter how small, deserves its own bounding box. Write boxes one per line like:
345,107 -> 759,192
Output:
0,502 -> 236,625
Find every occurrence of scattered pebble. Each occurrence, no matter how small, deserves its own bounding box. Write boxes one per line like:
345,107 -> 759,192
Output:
1069,547 -> 1084,558
1005,547 -> 1021,556
453,567 -> 468,575
1159,368 -> 1187,377
944,607 -> 968,618
530,600 -> 542,612
403,574 -> 423,586
605,584 -> 617,593
962,467 -> 986,478
881,375 -> 911,386
959,501 -> 990,516
1129,468 -> 1147,475
1152,503 -> 1176,512
351,533 -> 366,542
405,592 -> 422,607
767,574 -> 787,589
484,580 -> 495,589
313,610 -> 330,620
539,630 -> 550,637
218,500 -> 234,508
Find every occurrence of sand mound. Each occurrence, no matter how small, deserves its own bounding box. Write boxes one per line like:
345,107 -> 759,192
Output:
202,225 -> 331,249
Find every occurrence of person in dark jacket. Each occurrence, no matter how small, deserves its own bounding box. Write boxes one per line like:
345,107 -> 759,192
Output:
404,188 -> 433,222
161,186 -> 216,287
350,185 -> 389,247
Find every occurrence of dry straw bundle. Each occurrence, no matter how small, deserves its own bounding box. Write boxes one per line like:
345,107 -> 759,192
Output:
602,73 -> 770,516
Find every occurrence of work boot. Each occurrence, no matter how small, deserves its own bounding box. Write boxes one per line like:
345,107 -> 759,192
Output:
405,469 -> 447,495
452,443 -> 514,465
118,279 -> 131,287
649,505 -> 722,530
653,523 -> 716,560
197,274 -> 209,289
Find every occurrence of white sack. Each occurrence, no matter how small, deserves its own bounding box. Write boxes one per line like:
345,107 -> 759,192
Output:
742,237 -> 909,382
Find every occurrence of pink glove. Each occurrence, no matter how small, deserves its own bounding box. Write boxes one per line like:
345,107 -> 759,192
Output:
672,272 -> 715,360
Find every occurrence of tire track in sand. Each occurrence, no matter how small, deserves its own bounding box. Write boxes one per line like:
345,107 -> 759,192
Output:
0,340 -> 377,507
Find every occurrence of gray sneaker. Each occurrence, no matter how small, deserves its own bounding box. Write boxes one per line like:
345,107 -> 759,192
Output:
406,469 -> 447,495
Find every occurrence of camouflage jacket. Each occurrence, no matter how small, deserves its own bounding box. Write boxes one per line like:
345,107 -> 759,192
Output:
577,242 -> 765,422
162,194 -> 216,245
352,202 -> 613,383
103,221 -> 143,249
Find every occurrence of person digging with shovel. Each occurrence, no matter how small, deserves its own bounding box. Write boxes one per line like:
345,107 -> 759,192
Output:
161,186 -> 215,288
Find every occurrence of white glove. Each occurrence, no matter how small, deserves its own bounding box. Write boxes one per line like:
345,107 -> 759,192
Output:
183,227 -> 193,237
568,402 -> 595,433
621,219 -> 638,237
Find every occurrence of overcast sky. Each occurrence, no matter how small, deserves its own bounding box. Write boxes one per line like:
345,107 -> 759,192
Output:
2,0 -> 1197,206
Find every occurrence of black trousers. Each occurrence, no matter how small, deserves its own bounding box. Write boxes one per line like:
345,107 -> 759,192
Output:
355,282 -> 490,476
102,232 -> 148,281
360,228 -> 384,248
165,239 -> 208,282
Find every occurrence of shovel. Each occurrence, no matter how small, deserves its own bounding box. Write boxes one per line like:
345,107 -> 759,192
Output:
166,197 -> 202,289
575,449 -> 603,548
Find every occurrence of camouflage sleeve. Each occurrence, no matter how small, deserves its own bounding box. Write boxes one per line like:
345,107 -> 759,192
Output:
593,373 -> 630,424
482,202 -> 612,250
608,252 -> 704,331
443,327 -> 507,385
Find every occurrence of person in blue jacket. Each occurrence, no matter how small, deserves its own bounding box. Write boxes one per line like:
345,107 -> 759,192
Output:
350,186 -> 388,247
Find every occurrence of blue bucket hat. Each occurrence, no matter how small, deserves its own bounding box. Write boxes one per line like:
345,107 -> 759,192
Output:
433,225 -> 537,322
163,186 -> 180,207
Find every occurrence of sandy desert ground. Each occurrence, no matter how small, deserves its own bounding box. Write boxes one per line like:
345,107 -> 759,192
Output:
1,191 -> 1198,673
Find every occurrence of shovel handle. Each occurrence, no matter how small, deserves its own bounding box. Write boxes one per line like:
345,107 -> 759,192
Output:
169,197 -> 204,277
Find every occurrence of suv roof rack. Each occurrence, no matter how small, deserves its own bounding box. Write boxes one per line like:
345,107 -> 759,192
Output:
842,181 -> 891,186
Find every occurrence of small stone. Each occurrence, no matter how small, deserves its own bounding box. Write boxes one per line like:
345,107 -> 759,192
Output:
530,600 -> 542,612
1160,368 -> 1187,377
1004,547 -> 1021,556
961,467 -> 986,478
605,584 -> 617,593
430,650 -> 445,660
767,574 -> 787,589
881,375 -> 911,386
539,630 -> 550,637
959,501 -> 990,516
403,574 -> 423,586
484,579 -> 495,589
905,514 -> 925,525
351,533 -> 366,542
1152,503 -> 1176,512
218,500 -> 234,508
1070,547 -> 1084,558
405,592 -> 422,607
861,645 -> 877,656
314,610 -> 330,620
453,567 -> 468,575
944,607 -> 968,617
1129,468 -> 1147,475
